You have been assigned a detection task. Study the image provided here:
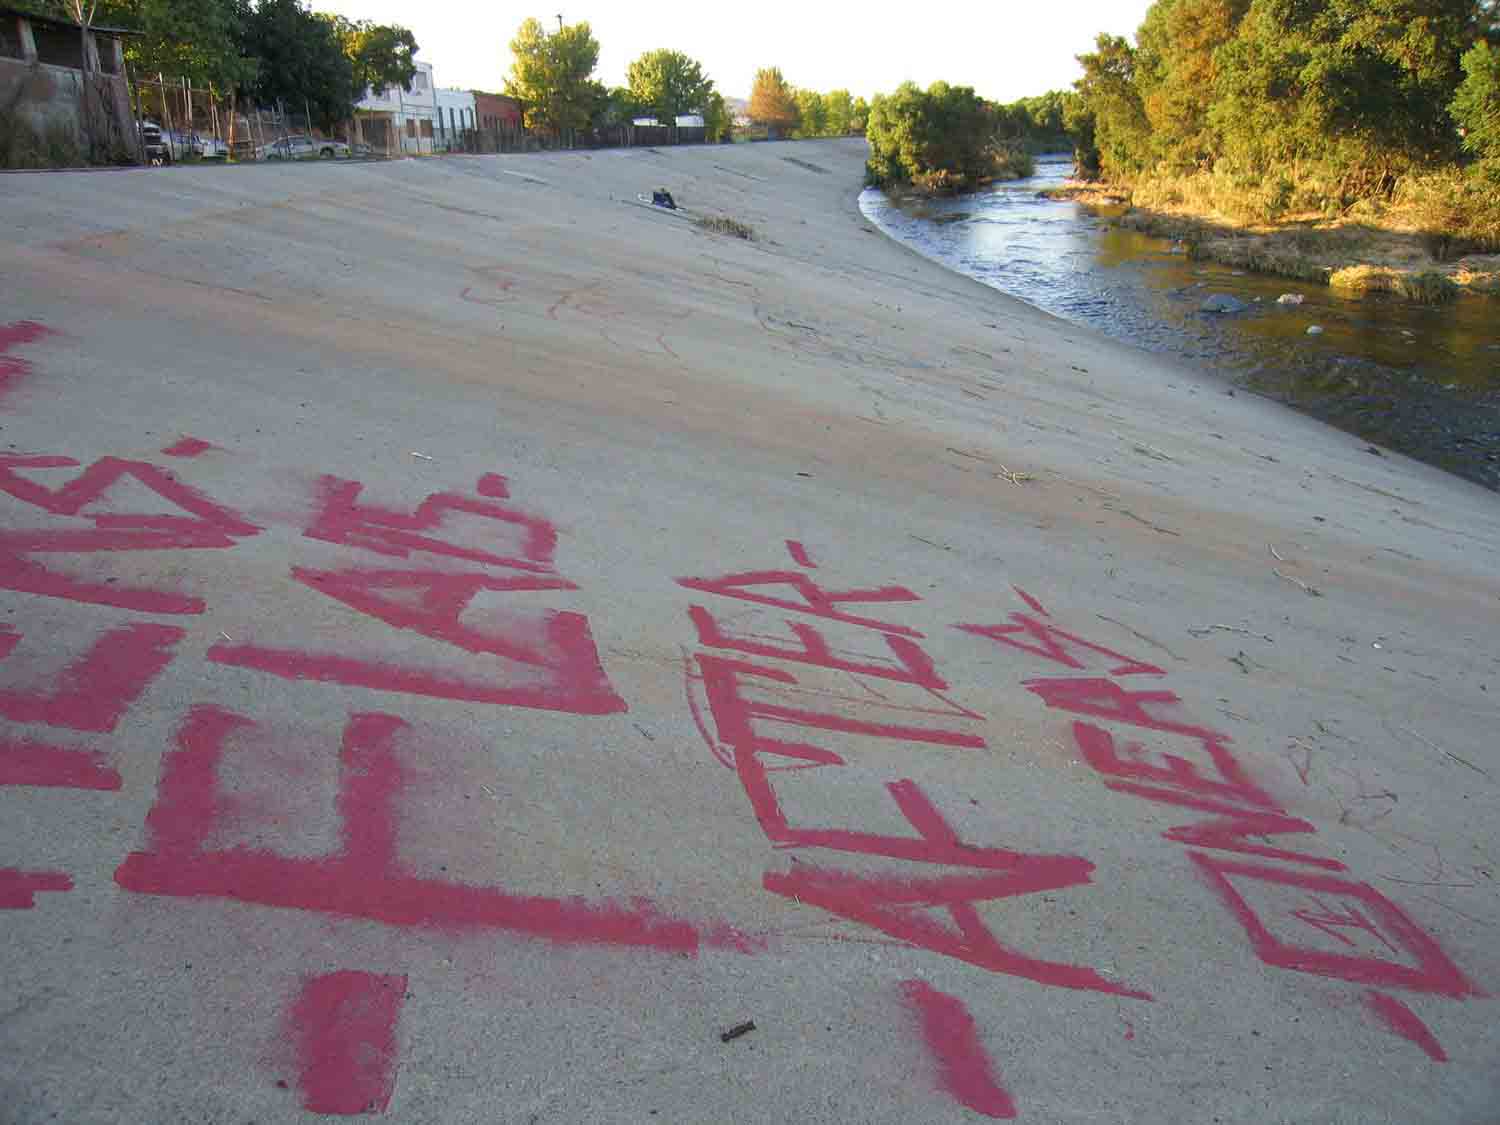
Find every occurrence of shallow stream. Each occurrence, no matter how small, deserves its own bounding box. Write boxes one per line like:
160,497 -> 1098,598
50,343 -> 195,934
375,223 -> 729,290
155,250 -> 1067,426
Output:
859,157 -> 1500,491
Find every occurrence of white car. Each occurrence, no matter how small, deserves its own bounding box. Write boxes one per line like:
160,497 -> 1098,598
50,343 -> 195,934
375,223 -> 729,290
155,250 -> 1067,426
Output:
257,135 -> 350,160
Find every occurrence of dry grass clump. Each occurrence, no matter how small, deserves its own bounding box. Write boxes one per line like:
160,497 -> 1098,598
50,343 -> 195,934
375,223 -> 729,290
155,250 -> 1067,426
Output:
1329,265 -> 1458,304
695,215 -> 756,240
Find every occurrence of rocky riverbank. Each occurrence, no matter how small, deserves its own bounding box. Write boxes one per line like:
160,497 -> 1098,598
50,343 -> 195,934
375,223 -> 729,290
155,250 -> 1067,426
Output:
1045,180 -> 1500,299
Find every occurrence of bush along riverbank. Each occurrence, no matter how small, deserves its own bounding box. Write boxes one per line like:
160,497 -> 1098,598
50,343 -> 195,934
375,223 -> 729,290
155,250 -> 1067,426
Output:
1045,171 -> 1500,303
864,81 -> 1035,196
1056,1 -> 1500,303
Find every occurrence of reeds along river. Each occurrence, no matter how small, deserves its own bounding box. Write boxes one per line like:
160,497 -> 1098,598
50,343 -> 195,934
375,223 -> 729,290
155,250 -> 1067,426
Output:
859,156 -> 1500,492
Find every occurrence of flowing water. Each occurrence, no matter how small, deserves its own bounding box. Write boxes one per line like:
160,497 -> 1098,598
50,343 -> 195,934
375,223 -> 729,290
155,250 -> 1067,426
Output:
859,156 -> 1500,492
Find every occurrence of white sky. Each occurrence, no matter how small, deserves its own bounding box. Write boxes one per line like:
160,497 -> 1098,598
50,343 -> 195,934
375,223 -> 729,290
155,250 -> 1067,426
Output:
323,0 -> 1154,103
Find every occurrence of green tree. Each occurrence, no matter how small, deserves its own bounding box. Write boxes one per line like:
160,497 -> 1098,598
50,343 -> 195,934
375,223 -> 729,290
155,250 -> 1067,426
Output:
748,66 -> 799,135
1061,90 -> 1099,176
1451,39 -> 1500,158
593,85 -> 638,128
701,89 -> 730,141
793,88 -> 826,137
100,0 -> 255,91
504,16 -> 602,139
1211,0 -> 1478,195
330,16 -> 417,102
1072,33 -> 1151,180
626,47 -> 714,133
865,80 -> 1013,191
240,0 -> 352,128
850,95 -> 870,134
1133,0 -> 1249,170
824,88 -> 854,135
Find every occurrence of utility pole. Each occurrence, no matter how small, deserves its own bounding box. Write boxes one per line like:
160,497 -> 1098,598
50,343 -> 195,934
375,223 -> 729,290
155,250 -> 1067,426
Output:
555,13 -> 563,30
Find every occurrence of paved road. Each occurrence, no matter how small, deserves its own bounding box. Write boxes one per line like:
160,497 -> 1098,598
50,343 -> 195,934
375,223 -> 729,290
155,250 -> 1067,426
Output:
1,140 -> 1497,1123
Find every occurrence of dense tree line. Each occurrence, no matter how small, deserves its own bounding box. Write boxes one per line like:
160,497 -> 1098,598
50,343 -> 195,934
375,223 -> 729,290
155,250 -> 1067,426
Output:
743,67 -> 868,138
19,0 -> 418,130
863,83 -> 1065,193
501,21 -> 733,141
1067,0 -> 1500,214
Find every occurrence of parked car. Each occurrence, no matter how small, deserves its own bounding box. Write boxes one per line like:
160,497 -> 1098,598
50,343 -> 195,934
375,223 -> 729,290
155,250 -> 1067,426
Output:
139,121 -> 228,164
256,135 -> 350,160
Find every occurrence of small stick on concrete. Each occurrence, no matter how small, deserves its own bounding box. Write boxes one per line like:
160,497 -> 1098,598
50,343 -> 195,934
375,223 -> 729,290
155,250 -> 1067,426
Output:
720,1021 -> 756,1043
1274,568 -> 1323,597
994,465 -> 1034,485
1394,723 -> 1491,780
1097,614 -> 1187,662
1188,624 -> 1274,642
1268,543 -> 1285,561
410,451 -> 434,461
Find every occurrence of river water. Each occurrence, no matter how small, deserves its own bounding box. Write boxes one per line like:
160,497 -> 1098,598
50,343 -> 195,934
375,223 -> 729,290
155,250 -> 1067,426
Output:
858,156 -> 1500,492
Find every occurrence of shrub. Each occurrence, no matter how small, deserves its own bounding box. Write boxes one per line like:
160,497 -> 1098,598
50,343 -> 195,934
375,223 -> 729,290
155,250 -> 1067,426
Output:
694,215 -> 755,240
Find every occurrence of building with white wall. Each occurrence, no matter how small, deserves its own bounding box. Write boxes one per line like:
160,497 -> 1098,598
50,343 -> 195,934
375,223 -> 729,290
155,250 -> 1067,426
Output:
433,87 -> 475,152
355,60 -> 439,156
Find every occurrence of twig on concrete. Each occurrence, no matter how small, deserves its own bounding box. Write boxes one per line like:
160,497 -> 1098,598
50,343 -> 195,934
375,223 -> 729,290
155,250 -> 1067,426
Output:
946,446 -> 991,462
720,1021 -> 756,1043
1268,543 -> 1285,562
1096,614 -> 1187,662
1274,568 -> 1323,596
1112,507 -> 1180,536
909,534 -> 953,551
1188,624 -> 1275,642
995,465 -> 1035,485
1393,722 -> 1491,780
1132,442 -> 1176,463
410,451 -> 434,461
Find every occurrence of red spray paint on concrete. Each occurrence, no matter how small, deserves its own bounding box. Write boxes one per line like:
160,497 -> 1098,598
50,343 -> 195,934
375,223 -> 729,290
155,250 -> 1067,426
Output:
115,706 -> 725,954
0,867 -> 73,908
900,979 -> 1016,1119
0,735 -> 121,790
0,622 -> 183,732
289,971 -> 407,1114
1364,990 -> 1448,1062
0,321 -> 55,404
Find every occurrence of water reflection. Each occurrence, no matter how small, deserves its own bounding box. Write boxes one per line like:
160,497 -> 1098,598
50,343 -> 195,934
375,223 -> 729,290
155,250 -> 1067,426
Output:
859,158 -> 1500,490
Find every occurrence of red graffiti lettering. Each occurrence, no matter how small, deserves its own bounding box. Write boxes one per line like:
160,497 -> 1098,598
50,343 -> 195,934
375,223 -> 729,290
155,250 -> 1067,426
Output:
209,568 -> 624,714
784,540 -> 816,568
1364,991 -> 1448,1062
1189,853 -> 1478,996
0,622 -> 182,732
304,475 -> 556,573
689,605 -> 946,689
1071,722 -> 1275,809
160,437 -> 214,458
767,864 -> 1148,998
1103,779 -> 1340,870
1026,677 -> 1226,743
289,971 -> 407,1114
900,979 -> 1016,1119
0,734 -> 121,790
0,454 -> 258,613
115,706 -> 715,952
0,320 -> 55,404
958,614 -> 1163,677
0,867 -> 73,908
677,570 -> 924,637
0,454 -> 258,541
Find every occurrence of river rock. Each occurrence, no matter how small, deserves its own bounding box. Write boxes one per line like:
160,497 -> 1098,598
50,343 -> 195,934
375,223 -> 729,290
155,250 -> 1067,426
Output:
1201,293 -> 1248,314
1307,325 -> 1324,335
1276,293 -> 1305,305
